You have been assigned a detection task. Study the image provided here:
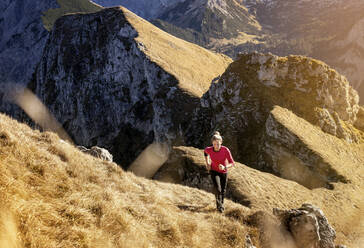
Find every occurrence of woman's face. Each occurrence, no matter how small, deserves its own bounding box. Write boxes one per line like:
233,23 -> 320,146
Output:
212,140 -> 222,151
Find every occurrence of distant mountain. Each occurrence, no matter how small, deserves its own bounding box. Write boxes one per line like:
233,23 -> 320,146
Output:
251,0 -> 364,103
154,0 -> 262,44
91,0 -> 186,20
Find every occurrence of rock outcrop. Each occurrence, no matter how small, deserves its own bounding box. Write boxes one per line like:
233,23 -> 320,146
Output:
29,6 -> 231,167
77,145 -> 113,162
187,52 -> 363,187
274,204 -> 336,248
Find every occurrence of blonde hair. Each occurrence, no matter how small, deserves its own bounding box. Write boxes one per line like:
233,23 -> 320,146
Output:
211,131 -> 222,143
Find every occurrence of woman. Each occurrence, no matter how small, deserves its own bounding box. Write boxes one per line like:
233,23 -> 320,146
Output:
204,131 -> 235,213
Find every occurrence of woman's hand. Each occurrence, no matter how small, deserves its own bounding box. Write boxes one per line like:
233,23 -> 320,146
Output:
218,164 -> 225,170
224,163 -> 235,169
206,163 -> 211,172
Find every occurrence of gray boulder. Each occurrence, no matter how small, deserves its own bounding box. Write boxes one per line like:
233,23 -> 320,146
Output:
274,203 -> 336,248
77,146 -> 113,162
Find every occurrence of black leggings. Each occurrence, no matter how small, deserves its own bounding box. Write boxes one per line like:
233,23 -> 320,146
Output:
210,170 -> 228,210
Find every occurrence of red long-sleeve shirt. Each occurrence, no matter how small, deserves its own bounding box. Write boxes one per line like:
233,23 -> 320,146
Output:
204,146 -> 234,173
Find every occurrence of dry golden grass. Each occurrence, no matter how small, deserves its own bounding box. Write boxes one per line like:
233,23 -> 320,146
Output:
120,7 -> 233,97
0,113 -> 260,248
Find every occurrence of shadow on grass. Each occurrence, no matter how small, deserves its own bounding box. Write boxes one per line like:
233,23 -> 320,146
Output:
177,204 -> 217,213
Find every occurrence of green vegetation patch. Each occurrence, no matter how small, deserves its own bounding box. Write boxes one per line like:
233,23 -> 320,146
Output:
42,0 -> 102,31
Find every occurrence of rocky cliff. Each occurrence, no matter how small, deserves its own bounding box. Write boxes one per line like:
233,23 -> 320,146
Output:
186,52 -> 364,187
29,6 -> 231,167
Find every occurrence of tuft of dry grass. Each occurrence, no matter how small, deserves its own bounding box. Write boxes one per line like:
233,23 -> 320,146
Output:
0,113 -> 254,248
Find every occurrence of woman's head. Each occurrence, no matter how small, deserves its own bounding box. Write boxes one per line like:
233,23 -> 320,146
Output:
211,131 -> 222,150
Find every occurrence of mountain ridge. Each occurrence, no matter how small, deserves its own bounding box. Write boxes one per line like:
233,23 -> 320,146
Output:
28,6 -> 231,166
92,0 -> 364,103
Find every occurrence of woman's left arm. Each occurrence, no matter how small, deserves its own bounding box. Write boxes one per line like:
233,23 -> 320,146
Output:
225,148 -> 235,169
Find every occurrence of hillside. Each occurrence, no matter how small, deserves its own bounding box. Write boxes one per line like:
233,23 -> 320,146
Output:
28,6 -> 231,167
0,112 -> 259,248
2,108 -> 363,247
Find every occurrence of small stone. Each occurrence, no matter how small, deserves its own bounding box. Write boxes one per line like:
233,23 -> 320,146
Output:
78,145 -> 113,162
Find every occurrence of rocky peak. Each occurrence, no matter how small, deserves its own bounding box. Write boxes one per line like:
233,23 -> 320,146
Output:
29,6 -> 231,167
203,52 -> 360,141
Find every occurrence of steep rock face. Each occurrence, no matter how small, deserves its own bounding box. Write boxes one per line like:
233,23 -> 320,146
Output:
30,7 -> 231,167
187,53 -> 363,188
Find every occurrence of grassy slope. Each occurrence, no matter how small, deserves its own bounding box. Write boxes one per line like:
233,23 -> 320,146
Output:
0,113 -> 260,248
42,0 -> 103,31
121,7 -> 233,97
